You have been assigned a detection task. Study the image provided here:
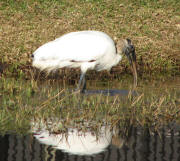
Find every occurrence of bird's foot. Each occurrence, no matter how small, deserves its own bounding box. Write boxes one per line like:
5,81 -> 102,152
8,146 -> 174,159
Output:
74,87 -> 86,93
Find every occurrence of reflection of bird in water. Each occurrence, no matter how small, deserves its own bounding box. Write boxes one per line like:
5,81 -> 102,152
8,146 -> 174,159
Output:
32,119 -> 125,155
32,31 -> 137,92
33,126 -> 112,155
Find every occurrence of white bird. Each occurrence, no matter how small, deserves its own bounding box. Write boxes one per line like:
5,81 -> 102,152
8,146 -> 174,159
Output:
32,118 -> 124,155
33,126 -> 112,155
32,31 -> 137,92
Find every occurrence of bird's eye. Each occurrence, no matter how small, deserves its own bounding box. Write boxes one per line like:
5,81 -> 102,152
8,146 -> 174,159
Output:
130,45 -> 135,52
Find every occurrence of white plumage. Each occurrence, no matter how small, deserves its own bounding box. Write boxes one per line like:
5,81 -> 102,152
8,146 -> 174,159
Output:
33,126 -> 112,155
32,31 -> 137,91
32,118 -> 124,155
33,31 -> 121,72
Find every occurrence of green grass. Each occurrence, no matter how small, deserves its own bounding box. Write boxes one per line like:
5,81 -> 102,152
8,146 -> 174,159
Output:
0,75 -> 179,135
0,0 -> 179,77
0,0 -> 180,135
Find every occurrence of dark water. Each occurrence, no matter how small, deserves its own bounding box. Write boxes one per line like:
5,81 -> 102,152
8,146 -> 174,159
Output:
83,89 -> 137,96
0,124 -> 180,161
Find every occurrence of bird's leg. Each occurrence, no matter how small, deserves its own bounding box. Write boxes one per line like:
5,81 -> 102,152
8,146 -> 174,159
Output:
77,73 -> 86,92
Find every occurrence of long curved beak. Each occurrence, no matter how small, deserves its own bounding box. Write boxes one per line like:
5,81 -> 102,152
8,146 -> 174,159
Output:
131,57 -> 137,87
126,51 -> 137,87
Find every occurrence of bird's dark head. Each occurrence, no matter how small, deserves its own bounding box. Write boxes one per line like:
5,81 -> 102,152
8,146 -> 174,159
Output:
123,39 -> 136,64
116,39 -> 137,87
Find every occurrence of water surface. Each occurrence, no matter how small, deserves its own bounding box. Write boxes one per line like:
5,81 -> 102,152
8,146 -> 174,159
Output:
0,124 -> 180,161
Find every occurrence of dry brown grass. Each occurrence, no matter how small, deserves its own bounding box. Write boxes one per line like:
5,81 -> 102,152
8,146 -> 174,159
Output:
0,75 -> 179,134
0,0 -> 179,78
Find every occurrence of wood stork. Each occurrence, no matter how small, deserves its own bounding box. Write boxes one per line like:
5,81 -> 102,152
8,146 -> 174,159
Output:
33,126 -> 112,155
32,31 -> 137,92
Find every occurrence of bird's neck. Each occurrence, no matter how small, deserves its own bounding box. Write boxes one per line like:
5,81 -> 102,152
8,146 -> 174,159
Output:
114,54 -> 122,66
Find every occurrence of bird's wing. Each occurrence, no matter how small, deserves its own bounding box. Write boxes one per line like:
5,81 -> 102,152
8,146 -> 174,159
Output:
33,31 -> 116,62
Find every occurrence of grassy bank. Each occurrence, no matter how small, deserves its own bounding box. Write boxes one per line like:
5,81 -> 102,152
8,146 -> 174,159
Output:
0,0 -> 180,135
0,76 -> 179,134
0,0 -> 180,77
